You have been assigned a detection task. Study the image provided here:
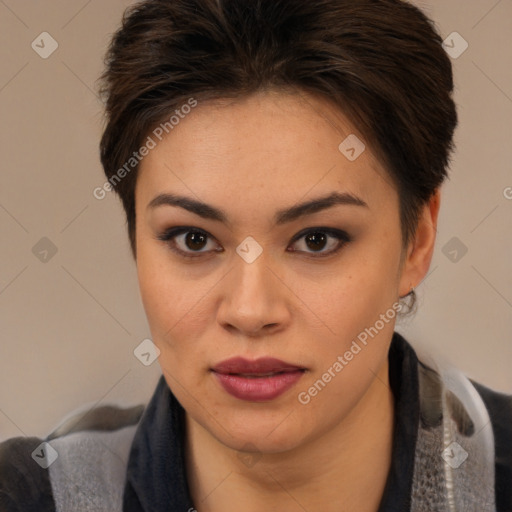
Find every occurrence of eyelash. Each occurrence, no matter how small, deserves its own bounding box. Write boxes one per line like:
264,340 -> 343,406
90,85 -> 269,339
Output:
155,226 -> 352,260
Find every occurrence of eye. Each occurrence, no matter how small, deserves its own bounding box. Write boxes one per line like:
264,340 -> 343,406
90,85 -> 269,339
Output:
156,227 -> 222,259
156,226 -> 351,260
288,227 -> 351,257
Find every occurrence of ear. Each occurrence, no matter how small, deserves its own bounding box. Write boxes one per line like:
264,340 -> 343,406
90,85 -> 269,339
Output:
398,189 -> 441,297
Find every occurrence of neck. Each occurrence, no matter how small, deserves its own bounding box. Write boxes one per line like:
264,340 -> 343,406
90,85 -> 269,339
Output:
185,359 -> 395,512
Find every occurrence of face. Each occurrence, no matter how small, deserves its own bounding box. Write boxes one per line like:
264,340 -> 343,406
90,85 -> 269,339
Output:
135,90 -> 411,453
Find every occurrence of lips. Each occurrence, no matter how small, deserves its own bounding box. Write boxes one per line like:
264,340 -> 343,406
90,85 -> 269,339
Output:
212,356 -> 304,375
211,357 -> 306,401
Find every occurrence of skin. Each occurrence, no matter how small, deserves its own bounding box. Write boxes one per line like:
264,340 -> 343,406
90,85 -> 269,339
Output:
135,89 -> 440,511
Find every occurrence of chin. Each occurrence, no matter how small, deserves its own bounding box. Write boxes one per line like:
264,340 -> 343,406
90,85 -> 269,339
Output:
207,406 -> 310,454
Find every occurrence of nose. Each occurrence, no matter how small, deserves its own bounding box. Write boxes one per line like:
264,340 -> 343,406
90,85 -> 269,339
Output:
216,253 -> 291,337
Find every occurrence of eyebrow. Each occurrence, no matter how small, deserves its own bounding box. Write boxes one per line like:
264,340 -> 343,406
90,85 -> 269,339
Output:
147,191 -> 368,225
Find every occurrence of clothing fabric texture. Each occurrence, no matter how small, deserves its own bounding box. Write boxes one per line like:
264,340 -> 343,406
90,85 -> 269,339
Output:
1,332 -> 511,511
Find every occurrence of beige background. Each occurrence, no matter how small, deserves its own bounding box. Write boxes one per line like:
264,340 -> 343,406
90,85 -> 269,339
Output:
1,0 -> 511,441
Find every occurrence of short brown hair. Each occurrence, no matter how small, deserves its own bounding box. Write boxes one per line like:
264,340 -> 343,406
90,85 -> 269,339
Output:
98,0 -> 457,261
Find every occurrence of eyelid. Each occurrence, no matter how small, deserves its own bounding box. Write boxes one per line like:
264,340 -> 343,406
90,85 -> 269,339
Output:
289,226 -> 350,244
156,226 -> 221,259
156,226 -> 351,259
287,227 -> 351,258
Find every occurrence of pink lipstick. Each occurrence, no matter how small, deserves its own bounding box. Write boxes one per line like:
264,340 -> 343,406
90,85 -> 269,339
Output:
211,357 -> 306,402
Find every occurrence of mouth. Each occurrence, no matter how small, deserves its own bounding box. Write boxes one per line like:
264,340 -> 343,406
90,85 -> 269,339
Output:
211,357 -> 307,401
230,370 -> 304,378
211,356 -> 306,375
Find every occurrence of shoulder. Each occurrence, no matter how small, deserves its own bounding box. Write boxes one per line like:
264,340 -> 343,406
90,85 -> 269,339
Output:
471,380 -> 512,512
0,436 -> 56,512
0,404 -> 144,512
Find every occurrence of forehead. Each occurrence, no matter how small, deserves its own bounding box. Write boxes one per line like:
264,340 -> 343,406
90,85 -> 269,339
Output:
136,90 -> 396,213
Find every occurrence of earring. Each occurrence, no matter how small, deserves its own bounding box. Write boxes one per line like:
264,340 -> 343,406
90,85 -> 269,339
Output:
399,284 -> 415,299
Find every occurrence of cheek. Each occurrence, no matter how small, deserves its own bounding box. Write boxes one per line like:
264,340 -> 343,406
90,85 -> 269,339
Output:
137,249 -> 170,327
136,243 -> 190,350
302,254 -> 399,344
135,244 -> 215,368
293,239 -> 401,392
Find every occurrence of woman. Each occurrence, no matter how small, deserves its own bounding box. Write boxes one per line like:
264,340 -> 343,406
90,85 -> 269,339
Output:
1,0 -> 510,511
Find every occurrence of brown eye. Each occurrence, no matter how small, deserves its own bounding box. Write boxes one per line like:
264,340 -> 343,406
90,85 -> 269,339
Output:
304,232 -> 328,252
157,226 -> 351,260
289,228 -> 351,257
156,227 -> 221,259
185,231 -> 208,251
